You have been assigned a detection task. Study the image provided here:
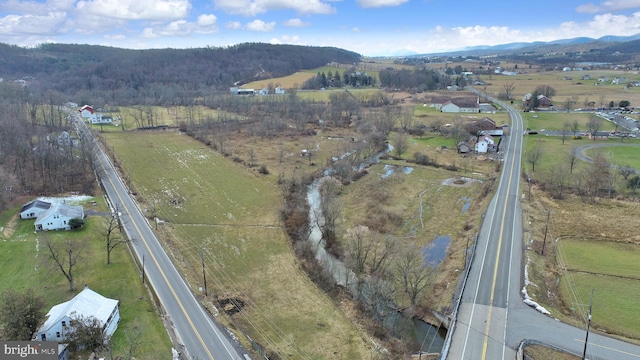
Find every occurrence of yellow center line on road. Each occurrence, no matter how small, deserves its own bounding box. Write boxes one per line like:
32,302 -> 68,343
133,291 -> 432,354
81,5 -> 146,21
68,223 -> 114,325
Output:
101,159 -> 216,360
481,110 -> 519,360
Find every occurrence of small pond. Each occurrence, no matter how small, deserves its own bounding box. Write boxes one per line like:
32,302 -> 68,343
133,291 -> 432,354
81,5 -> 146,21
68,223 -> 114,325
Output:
421,235 -> 451,267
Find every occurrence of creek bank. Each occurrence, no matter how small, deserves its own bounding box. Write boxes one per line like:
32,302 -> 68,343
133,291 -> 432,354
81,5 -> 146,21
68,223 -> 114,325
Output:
305,146 -> 446,354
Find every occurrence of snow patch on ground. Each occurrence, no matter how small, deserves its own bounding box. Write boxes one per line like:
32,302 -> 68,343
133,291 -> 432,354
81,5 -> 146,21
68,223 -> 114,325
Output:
522,254 -> 551,315
37,195 -> 93,205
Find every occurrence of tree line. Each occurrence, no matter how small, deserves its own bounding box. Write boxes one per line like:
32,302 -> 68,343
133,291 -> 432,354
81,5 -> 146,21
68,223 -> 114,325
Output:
0,83 -> 97,211
0,42 -> 361,107
302,69 -> 376,89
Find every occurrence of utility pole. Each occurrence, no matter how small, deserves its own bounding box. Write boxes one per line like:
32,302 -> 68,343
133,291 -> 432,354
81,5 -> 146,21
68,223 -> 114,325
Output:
201,252 -> 208,297
582,289 -> 594,360
542,210 -> 550,255
142,254 -> 146,284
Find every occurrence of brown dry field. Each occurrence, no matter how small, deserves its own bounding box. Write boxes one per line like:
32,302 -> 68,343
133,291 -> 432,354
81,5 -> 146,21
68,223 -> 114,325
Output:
523,344 -> 580,360
104,60 -> 640,355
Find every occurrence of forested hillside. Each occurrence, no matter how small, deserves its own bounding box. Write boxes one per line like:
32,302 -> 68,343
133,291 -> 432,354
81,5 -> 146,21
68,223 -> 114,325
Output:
0,42 -> 361,105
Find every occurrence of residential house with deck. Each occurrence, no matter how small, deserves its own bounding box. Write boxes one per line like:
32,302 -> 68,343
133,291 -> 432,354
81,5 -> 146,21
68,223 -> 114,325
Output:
35,286 -> 120,343
34,202 -> 84,231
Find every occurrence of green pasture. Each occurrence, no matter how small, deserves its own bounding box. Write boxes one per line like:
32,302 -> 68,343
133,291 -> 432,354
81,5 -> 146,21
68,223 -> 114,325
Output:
522,112 -> 616,131
0,203 -> 172,358
559,271 -> 640,339
102,130 -> 372,358
557,239 -> 640,339
584,144 -> 640,170
522,134 -> 640,174
558,239 -> 640,279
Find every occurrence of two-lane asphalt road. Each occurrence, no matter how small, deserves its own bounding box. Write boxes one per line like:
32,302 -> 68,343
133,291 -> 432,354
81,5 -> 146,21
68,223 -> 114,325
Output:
447,100 -> 524,360
447,92 -> 640,360
70,111 -> 245,360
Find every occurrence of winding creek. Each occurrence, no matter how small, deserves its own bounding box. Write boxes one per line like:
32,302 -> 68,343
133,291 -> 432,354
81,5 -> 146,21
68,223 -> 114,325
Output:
305,146 -> 447,354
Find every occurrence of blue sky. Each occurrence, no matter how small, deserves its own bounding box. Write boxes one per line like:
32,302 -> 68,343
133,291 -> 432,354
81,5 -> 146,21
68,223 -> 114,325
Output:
1,0 -> 640,56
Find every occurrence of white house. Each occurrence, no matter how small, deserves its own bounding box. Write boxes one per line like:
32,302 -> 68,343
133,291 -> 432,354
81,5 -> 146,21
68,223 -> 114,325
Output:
441,100 -> 479,113
20,200 -> 52,219
78,105 -> 96,121
475,135 -> 495,153
36,286 -> 120,343
34,203 -> 84,231
79,105 -> 111,124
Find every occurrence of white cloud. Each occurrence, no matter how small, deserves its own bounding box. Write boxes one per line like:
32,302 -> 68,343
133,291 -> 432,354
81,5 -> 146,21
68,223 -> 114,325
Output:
577,0 -> 640,13
356,0 -> 408,8
270,34 -> 301,45
142,20 -> 191,38
225,21 -> 241,30
283,18 -> 309,27
197,14 -> 218,27
0,11 -> 69,36
2,0 -> 75,15
141,15 -> 220,38
213,0 -> 335,17
558,12 -> 640,37
195,14 -> 219,33
75,0 -> 190,21
243,19 -> 275,32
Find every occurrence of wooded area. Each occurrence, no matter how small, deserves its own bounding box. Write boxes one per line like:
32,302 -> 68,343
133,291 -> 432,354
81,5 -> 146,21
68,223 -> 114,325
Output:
0,42 -> 361,107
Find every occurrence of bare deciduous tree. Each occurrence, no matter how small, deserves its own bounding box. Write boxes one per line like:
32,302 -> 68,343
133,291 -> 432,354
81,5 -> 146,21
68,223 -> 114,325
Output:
102,214 -> 129,264
570,119 -> 580,137
535,85 -> 556,98
398,108 -> 414,131
619,165 -> 635,180
544,165 -> 569,199
45,236 -> 87,291
561,122 -> 570,144
394,243 -> 433,307
567,146 -> 580,174
317,177 -> 343,253
369,234 -> 397,277
526,143 -> 544,173
122,323 -> 146,360
345,225 -> 372,275
391,132 -> 409,158
587,115 -> 603,140
501,82 -> 516,100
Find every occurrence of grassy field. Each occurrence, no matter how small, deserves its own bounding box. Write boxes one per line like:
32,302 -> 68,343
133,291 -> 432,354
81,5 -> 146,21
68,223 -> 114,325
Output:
103,130 -> 373,359
340,159 -> 494,309
241,64 -> 379,90
522,112 -> 616,131
558,271 -> 640,340
584,144 -> 640,169
522,132 -> 640,174
476,68 -> 640,109
0,198 -> 172,359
